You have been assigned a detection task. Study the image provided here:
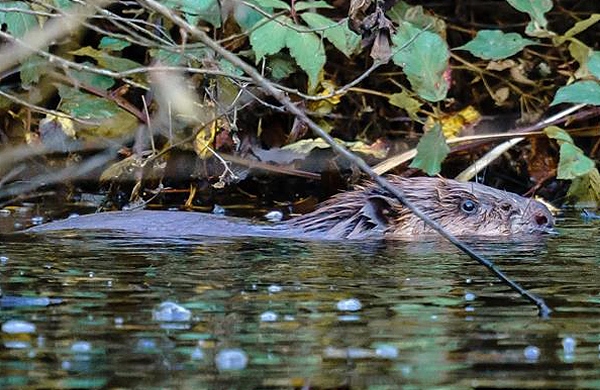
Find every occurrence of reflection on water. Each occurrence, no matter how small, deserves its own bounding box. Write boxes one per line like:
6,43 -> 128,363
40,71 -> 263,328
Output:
0,215 -> 598,389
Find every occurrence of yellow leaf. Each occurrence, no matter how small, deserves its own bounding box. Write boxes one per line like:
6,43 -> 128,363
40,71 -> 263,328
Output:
425,106 -> 481,138
193,122 -> 217,159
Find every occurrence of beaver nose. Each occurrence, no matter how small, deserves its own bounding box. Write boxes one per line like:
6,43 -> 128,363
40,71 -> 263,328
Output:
531,206 -> 554,230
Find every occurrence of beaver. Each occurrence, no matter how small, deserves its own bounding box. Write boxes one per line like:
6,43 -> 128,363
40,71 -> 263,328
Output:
25,177 -> 555,239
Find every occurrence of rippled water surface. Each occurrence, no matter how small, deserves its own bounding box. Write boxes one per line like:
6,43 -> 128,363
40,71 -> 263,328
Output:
0,214 -> 598,389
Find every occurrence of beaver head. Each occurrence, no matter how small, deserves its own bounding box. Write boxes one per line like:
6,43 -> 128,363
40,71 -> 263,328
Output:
288,176 -> 555,239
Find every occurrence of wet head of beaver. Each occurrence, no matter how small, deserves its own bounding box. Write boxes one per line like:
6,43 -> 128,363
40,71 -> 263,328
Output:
288,176 -> 555,239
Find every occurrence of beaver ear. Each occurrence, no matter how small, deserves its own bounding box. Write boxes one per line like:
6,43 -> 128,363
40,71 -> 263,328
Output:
361,195 -> 400,229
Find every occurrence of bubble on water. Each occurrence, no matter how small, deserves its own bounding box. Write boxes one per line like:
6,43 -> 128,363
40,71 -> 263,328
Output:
4,341 -> 31,349
2,320 -> 36,334
464,292 -> 476,301
267,285 -> 282,293
114,317 -> 124,326
375,345 -> 399,359
283,315 -> 295,321
465,305 -> 475,312
191,347 -> 204,360
215,348 -> 248,371
0,256 -> 8,263
71,341 -> 92,353
338,314 -> 360,322
31,216 -> 44,225
152,301 -> 192,322
88,272 -> 95,278
0,209 -> 11,216
264,210 -> 283,222
212,205 -> 225,215
62,360 -> 72,370
336,298 -> 362,312
346,348 -> 370,359
562,336 -> 576,354
260,311 -> 278,322
136,339 -> 157,351
465,278 -> 472,284
523,345 -> 540,361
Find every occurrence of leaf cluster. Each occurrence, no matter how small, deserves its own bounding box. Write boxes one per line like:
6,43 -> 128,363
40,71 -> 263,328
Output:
0,0 -> 598,208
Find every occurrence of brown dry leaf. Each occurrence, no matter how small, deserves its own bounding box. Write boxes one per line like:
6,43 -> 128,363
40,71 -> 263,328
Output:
486,59 -> 517,71
527,137 -> 557,184
492,87 -> 510,105
509,63 -> 536,86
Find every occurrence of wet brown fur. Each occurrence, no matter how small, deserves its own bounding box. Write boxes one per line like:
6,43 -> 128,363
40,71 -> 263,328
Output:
288,176 -> 554,239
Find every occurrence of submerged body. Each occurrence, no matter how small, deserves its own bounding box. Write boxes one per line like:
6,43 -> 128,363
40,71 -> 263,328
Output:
26,177 -> 555,239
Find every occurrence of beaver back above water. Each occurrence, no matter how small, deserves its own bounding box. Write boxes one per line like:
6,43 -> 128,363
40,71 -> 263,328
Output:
25,177 -> 555,239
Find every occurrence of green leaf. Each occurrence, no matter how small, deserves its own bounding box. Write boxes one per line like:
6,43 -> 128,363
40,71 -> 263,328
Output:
387,2 -> 446,36
68,61 -> 115,90
268,55 -> 296,80
507,0 -> 553,34
409,123 -> 449,175
388,90 -> 422,120
250,16 -> 289,62
99,37 -> 131,51
456,30 -> 536,60
301,12 -> 360,57
20,55 -> 45,87
57,86 -> 138,138
391,21 -> 450,102
285,28 -> 326,89
587,51 -> 600,79
149,47 -> 211,65
254,0 -> 290,10
566,168 -> 600,208
57,86 -> 123,120
232,2 -> 265,30
294,1 -> 333,11
163,0 -> 221,27
551,80 -> 600,106
544,126 -> 595,179
70,46 -> 141,72
559,13 -> 600,42
0,1 -> 38,37
52,0 -> 76,9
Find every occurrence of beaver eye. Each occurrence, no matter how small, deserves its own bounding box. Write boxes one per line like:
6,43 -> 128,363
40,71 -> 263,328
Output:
460,199 -> 478,214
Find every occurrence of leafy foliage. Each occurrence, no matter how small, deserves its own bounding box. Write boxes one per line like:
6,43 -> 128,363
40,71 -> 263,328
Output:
544,126 -> 595,180
0,1 -> 37,37
0,0 -> 598,208
551,80 -> 600,106
457,30 -> 536,60
409,123 -> 450,175
391,21 -> 450,102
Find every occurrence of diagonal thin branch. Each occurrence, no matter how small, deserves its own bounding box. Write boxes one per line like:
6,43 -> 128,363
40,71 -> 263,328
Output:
140,0 -> 553,317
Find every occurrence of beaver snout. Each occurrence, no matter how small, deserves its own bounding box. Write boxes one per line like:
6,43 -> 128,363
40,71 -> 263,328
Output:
527,204 -> 555,233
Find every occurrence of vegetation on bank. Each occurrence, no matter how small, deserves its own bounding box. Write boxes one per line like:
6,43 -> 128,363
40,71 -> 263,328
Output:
0,0 -> 598,215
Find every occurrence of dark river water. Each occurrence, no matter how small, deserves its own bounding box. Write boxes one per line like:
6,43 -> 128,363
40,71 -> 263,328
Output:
0,213 -> 598,389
